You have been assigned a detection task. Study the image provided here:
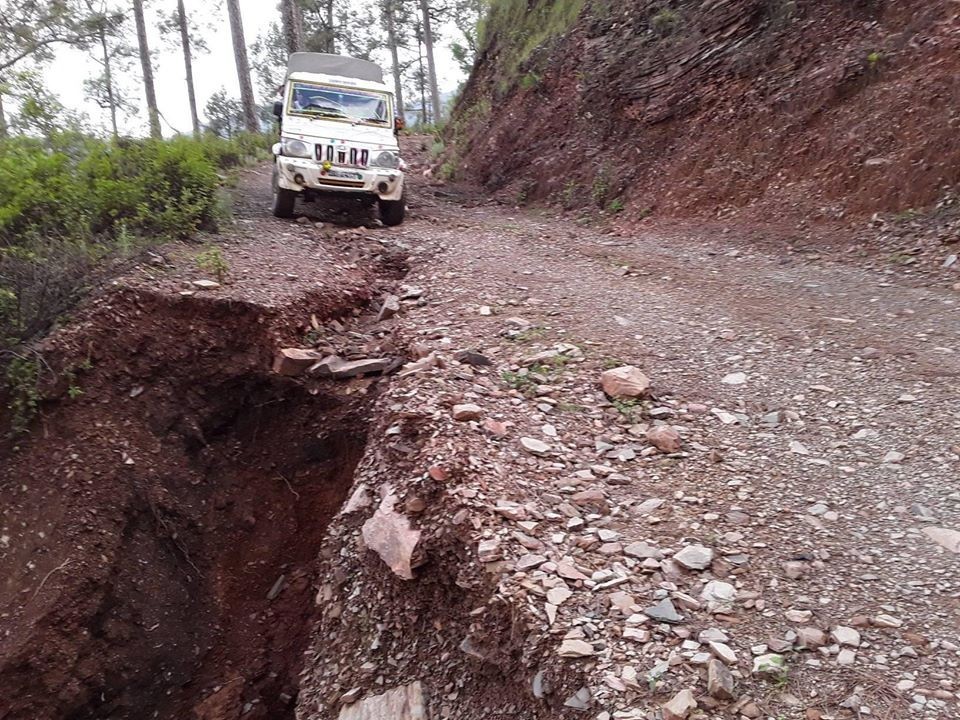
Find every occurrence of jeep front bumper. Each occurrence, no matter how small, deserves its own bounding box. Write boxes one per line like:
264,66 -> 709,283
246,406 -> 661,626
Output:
276,157 -> 404,201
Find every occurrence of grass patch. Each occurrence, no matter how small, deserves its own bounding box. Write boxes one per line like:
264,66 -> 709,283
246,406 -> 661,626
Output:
481,0 -> 586,87
591,168 -> 611,208
4,355 -> 41,436
650,8 -> 681,36
501,369 -> 539,396
506,326 -> 547,343
195,246 -> 230,284
612,397 -> 640,420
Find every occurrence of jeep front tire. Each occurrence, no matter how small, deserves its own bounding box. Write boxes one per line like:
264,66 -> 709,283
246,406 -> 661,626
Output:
378,194 -> 406,226
271,167 -> 297,219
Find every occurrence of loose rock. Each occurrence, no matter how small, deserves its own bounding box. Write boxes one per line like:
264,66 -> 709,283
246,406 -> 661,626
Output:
647,425 -> 682,453
673,544 -> 714,570
708,659 -> 736,701
452,403 -> 482,421
662,688 -> 698,720
601,366 -> 651,398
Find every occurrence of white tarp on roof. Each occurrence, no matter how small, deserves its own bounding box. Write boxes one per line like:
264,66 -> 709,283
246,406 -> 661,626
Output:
286,53 -> 385,84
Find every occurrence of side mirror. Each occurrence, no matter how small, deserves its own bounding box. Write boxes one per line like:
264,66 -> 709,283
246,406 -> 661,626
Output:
273,100 -> 283,118
271,142 -> 282,156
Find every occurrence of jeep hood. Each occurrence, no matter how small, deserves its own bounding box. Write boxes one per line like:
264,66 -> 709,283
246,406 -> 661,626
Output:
282,116 -> 398,150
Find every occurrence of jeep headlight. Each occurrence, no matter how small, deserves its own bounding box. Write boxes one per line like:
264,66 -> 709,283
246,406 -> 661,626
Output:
371,150 -> 400,169
281,137 -> 312,158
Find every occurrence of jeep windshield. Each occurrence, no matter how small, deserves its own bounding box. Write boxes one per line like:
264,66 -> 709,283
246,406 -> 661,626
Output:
288,82 -> 390,126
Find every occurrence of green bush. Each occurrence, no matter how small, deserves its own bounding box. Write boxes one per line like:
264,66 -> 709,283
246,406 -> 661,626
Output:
0,131 -> 270,350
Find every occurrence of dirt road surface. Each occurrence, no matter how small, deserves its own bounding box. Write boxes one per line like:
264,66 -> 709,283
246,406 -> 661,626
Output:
297,141 -> 960,718
1,139 -> 957,720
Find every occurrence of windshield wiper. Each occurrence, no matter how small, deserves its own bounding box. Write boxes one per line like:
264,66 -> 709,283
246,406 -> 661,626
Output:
363,117 -> 388,124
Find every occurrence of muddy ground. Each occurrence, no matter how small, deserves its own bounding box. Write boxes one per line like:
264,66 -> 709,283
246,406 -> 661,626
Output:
1,138 -> 958,720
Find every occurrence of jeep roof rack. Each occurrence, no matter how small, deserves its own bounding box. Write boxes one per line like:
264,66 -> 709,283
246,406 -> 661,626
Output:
286,52 -> 385,84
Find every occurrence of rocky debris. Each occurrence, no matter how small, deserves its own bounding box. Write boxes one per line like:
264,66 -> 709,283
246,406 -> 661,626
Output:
558,639 -> 595,658
662,688 -> 698,720
837,648 -> 857,665
482,418 -> 509,437
563,687 -> 592,710
273,348 -> 322,376
873,614 -> 903,628
477,538 -> 502,562
600,365 -> 650,398
709,640 -> 738,665
673,544 -> 714,570
399,285 -> 424,300
360,496 -> 421,580
520,437 -> 551,456
701,581 -> 736,614
782,560 -> 807,579
312,355 -> 392,379
708,659 -> 736,701
397,352 -> 439,377
515,554 -> 547,571
276,161 -> 960,720
922,526 -> 960,553
623,541 -> 663,560
790,440 -> 810,455
752,654 -> 787,680
376,294 -> 401,321
645,598 -> 684,624
337,682 -> 426,720
646,425 -> 682,453
831,626 -> 861,647
796,627 -> 828,649
190,279 -> 221,290
452,404 -> 482,421
454,349 -> 493,366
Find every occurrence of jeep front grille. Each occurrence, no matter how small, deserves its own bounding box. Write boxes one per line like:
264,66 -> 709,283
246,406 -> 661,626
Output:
316,144 -> 368,168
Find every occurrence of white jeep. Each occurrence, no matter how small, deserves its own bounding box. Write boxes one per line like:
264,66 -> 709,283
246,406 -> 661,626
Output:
271,53 -> 406,226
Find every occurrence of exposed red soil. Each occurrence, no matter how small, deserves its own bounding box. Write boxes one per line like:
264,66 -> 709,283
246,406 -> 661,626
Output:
0,166 -> 408,720
451,0 -> 960,224
0,289 -> 372,720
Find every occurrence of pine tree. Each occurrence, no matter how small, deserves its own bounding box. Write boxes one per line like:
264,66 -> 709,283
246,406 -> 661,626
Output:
0,0 -> 106,136
281,0 -> 305,54
226,0 -> 259,132
418,0 -> 441,123
132,0 -> 162,138
83,0 -> 133,138
176,0 -> 201,136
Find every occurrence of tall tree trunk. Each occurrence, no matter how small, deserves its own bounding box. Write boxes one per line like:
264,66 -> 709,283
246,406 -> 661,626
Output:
326,1 -> 335,53
226,0 -> 259,133
384,0 -> 405,118
281,0 -> 305,54
418,0 -> 441,123
416,25 -> 427,125
133,0 -> 162,139
0,90 -> 8,139
176,0 -> 201,137
99,28 -> 119,139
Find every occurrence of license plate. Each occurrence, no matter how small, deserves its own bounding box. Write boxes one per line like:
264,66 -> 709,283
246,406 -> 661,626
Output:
329,169 -> 362,180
